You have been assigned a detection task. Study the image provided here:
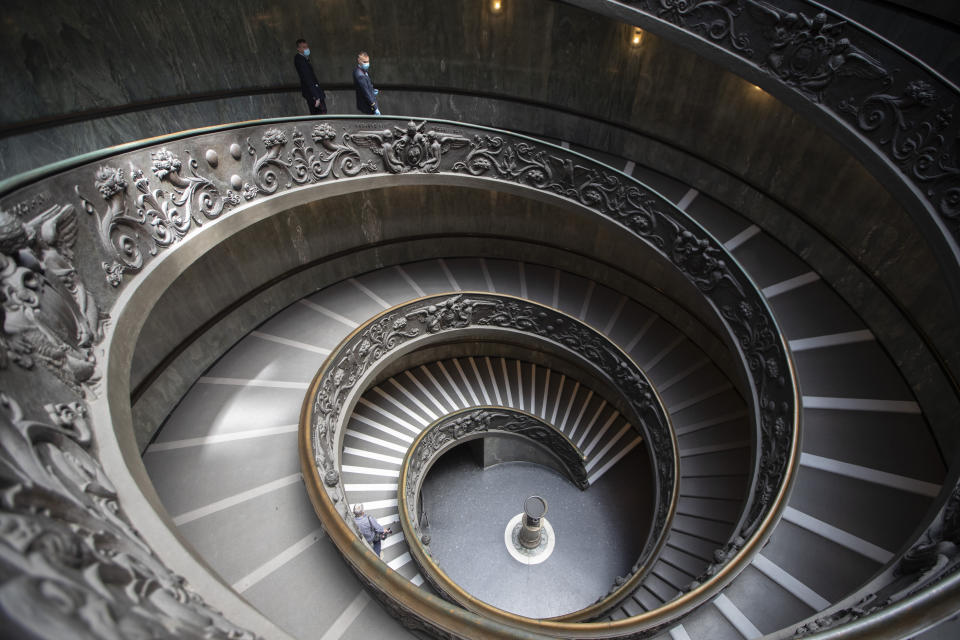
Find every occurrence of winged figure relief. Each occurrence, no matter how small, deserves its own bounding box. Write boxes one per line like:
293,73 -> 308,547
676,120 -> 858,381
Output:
0,204 -> 106,390
348,121 -> 470,173
746,1 -> 888,101
347,128 -> 406,173
423,130 -> 470,172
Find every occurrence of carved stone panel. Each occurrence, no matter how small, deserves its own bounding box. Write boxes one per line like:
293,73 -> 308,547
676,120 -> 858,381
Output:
0,393 -> 257,639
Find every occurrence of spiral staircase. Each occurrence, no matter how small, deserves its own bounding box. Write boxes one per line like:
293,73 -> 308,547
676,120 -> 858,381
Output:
2,1 -> 960,640
136,149 -> 948,638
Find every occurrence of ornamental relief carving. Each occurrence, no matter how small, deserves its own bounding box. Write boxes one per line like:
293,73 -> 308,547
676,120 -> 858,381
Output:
71,121 -> 477,288
839,82 -> 960,221
747,2 -> 888,101
75,146 -> 241,287
248,124 -> 376,196
64,119 -> 779,325
0,393 -> 256,639
652,0 -> 753,54
345,120 -> 471,173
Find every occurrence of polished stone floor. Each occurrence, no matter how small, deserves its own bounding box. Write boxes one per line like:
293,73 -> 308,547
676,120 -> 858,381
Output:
420,443 -> 653,618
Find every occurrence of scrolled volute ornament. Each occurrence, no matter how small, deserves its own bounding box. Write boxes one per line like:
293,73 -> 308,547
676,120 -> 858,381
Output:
77,148 -> 238,287
648,0 -> 753,54
131,166 -> 189,250
150,147 -> 236,225
250,128 -> 298,194
76,165 -> 145,286
452,134 -> 563,189
310,123 -> 375,178
249,125 -> 374,195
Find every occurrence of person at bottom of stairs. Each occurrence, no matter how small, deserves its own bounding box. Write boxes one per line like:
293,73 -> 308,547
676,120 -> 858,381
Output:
354,503 -> 391,557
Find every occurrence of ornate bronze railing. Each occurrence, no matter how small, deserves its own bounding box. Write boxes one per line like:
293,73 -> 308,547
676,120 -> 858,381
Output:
302,293 -> 679,621
0,116 -> 799,638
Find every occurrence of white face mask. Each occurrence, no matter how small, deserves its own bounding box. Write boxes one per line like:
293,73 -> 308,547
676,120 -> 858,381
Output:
302,48 -> 311,57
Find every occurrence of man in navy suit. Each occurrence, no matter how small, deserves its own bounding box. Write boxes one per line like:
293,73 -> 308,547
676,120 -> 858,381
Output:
294,38 -> 327,115
353,51 -> 380,115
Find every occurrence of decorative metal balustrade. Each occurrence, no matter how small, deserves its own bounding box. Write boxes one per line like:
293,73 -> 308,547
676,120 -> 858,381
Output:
0,116 -> 799,638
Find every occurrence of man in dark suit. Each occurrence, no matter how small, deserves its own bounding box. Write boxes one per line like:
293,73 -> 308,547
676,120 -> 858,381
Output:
353,51 -> 379,115
294,38 -> 327,115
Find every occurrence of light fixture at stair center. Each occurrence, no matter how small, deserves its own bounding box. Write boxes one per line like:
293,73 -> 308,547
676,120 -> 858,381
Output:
505,510 -> 556,565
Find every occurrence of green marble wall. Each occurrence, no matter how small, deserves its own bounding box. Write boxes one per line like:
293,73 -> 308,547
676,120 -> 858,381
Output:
2,0 -> 959,457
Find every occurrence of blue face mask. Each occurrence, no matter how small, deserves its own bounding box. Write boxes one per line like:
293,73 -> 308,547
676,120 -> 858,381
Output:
302,48 -> 311,57
361,62 -> 370,70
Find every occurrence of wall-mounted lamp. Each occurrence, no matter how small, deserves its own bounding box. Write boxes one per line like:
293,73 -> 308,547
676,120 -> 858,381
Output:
492,0 -> 503,13
631,27 -> 644,46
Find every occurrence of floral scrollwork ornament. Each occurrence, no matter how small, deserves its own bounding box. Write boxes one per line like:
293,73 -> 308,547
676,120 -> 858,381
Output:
76,166 -> 145,286
150,148 -> 236,225
77,148 -> 239,287
249,125 -> 375,195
